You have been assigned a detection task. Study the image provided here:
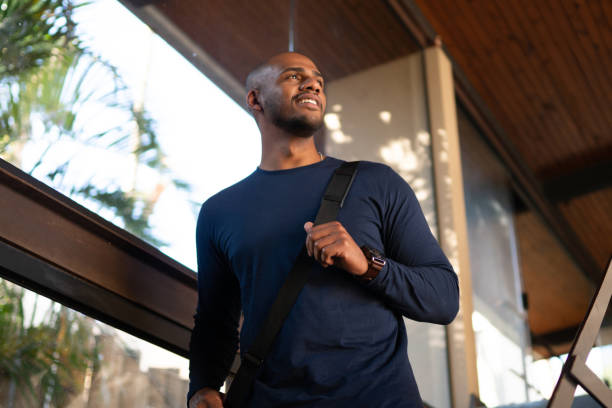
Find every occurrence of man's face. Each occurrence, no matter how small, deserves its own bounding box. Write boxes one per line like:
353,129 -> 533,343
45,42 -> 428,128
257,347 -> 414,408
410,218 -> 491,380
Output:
260,53 -> 326,137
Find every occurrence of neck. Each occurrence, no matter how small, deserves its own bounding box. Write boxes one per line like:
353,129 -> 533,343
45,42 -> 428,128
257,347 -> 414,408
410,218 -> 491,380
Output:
259,124 -> 323,171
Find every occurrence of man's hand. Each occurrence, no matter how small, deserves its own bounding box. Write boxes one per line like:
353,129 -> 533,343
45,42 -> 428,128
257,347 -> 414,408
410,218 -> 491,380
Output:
188,387 -> 225,408
304,221 -> 368,276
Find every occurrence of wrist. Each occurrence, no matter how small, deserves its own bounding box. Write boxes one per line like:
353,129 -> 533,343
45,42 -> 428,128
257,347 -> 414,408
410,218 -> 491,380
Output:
355,253 -> 369,276
356,246 -> 386,282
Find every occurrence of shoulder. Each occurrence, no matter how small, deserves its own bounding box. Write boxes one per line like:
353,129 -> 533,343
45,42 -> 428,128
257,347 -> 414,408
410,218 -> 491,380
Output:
349,161 -> 418,210
355,160 -> 395,177
352,160 -> 407,190
326,158 -> 412,193
197,171 -> 257,225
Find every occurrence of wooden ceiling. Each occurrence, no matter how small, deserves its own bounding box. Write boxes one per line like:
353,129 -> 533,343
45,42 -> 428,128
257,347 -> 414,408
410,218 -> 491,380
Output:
412,0 -> 611,355
514,209 -> 594,357
417,0 -> 612,177
152,0 -> 420,84
124,0 -> 612,354
414,0 -> 612,276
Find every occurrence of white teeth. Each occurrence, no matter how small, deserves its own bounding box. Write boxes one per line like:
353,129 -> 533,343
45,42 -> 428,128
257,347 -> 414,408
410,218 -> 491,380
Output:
298,98 -> 317,105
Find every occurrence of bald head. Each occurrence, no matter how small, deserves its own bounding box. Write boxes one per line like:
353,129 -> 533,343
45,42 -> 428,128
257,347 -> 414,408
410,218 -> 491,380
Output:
245,64 -> 276,99
244,52 -> 326,136
245,52 -> 321,101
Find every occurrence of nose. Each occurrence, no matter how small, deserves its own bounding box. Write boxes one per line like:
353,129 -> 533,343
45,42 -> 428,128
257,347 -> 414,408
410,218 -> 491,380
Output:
299,76 -> 321,93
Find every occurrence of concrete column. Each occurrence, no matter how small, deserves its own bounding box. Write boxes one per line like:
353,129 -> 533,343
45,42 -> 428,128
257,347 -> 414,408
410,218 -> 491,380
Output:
424,44 -> 480,407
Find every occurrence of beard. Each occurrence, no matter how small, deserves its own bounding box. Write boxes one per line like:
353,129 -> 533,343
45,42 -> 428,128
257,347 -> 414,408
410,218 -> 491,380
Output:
265,98 -> 324,138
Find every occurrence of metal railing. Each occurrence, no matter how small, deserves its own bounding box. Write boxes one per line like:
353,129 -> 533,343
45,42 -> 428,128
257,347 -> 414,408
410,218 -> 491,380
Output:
549,257 -> 612,407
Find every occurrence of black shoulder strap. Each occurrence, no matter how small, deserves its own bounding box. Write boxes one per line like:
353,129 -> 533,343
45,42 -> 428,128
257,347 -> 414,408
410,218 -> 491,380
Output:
225,161 -> 359,408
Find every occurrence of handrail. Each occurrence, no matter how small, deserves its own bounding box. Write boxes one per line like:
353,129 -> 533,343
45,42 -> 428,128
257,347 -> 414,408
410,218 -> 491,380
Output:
0,158 -> 197,356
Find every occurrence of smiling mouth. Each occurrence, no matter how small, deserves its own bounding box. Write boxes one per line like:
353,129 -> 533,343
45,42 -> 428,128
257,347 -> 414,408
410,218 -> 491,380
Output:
296,98 -> 319,108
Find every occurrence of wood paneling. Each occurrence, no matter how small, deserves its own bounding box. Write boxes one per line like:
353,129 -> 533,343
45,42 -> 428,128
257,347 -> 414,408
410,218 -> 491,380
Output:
514,210 -> 593,336
414,0 -> 612,274
0,159 -> 197,355
559,188 -> 612,270
415,0 -> 612,175
150,0 -> 419,86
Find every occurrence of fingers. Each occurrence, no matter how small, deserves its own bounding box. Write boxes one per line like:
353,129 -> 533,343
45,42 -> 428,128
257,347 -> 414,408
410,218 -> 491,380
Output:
304,222 -> 315,255
313,235 -> 341,266
318,239 -> 348,266
308,221 -> 345,242
305,221 -> 338,257
189,388 -> 224,408
303,221 -> 368,276
304,221 -> 351,266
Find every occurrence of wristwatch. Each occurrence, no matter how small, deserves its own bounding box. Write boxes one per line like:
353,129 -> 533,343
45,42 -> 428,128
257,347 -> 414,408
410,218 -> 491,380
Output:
358,246 -> 386,282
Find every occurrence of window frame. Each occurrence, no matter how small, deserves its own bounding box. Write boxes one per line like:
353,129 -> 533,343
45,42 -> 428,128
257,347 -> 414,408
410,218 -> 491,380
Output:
0,158 -> 196,356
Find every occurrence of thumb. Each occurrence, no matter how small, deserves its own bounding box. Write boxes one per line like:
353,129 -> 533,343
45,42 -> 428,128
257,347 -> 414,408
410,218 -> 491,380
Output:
304,221 -> 314,233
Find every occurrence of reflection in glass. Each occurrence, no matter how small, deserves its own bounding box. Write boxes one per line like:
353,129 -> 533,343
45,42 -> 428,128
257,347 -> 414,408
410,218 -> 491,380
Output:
0,278 -> 188,407
459,104 -> 530,405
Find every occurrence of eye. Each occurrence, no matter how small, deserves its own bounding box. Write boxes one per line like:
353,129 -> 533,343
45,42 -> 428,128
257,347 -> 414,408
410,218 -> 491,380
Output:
287,73 -> 299,80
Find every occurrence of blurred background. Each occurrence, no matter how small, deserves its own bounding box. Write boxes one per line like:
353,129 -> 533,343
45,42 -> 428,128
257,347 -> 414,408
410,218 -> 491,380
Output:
0,0 -> 610,406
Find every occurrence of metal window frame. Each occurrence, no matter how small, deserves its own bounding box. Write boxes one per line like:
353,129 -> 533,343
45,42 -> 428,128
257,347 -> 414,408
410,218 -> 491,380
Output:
0,158 -> 197,357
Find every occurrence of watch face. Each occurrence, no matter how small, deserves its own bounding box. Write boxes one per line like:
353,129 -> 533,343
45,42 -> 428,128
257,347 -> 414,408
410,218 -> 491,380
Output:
372,256 -> 387,265
372,256 -> 386,268
360,246 -> 385,275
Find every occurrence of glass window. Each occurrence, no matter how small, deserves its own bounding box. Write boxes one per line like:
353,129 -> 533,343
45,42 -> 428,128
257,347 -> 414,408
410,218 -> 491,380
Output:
458,104 -> 530,406
0,0 -> 261,270
0,277 -> 188,407
527,346 -> 610,402
2,1 -> 454,405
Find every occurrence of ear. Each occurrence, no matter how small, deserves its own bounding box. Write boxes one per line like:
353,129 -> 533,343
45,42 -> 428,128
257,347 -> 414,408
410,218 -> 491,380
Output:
247,89 -> 263,112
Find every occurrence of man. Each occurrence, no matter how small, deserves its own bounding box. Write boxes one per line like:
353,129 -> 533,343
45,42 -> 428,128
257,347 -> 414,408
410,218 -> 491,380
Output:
188,52 -> 459,408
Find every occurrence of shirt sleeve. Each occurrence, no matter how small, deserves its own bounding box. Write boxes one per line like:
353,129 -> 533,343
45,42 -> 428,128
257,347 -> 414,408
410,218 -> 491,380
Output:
362,166 -> 459,325
188,203 -> 241,402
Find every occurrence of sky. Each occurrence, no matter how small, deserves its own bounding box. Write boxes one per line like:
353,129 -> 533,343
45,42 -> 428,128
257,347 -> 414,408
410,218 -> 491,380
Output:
55,0 -> 262,379
71,0 -> 262,271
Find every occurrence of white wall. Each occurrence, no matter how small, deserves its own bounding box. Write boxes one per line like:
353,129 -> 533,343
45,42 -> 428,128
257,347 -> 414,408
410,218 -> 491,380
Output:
325,53 -> 451,408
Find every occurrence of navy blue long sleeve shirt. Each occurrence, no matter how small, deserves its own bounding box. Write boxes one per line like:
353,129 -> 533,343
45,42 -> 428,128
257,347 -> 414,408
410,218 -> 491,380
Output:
188,157 -> 459,407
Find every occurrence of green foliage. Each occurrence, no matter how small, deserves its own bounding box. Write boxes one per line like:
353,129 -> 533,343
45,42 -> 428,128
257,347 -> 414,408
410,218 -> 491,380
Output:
0,0 -> 82,78
75,184 -> 167,247
0,0 -> 191,246
0,1 -> 193,404
0,281 -> 98,407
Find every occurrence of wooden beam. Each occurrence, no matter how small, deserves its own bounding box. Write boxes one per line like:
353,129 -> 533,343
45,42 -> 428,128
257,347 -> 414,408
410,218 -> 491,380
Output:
531,326 -> 580,349
0,241 -> 191,357
0,158 -> 197,356
542,159 -> 612,203
387,0 -> 436,48
118,0 -> 246,107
